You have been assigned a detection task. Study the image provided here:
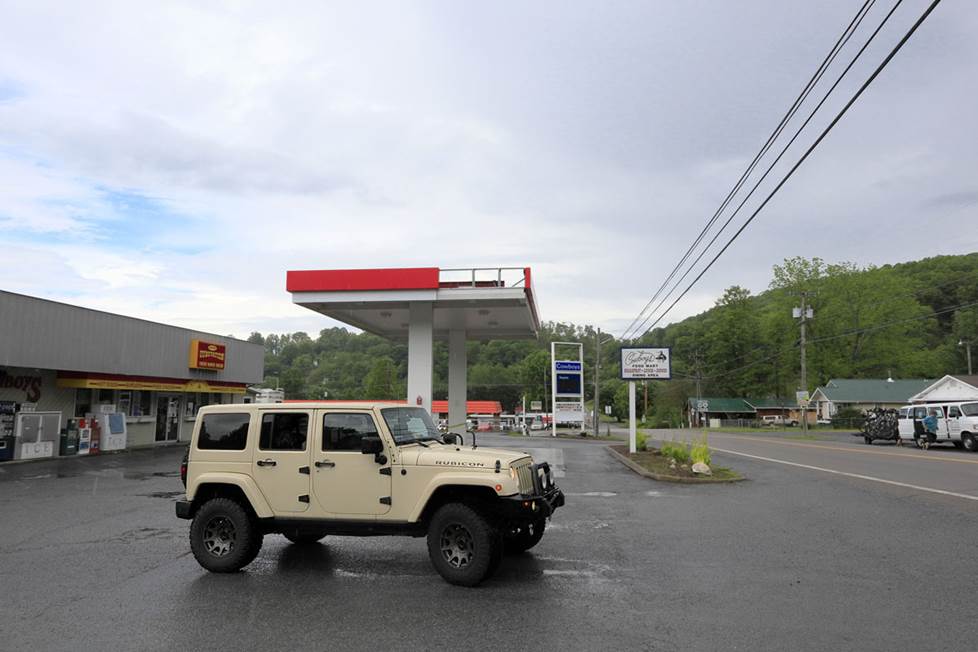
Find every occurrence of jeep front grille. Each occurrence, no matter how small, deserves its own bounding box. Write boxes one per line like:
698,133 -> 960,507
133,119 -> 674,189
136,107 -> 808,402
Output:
513,459 -> 534,494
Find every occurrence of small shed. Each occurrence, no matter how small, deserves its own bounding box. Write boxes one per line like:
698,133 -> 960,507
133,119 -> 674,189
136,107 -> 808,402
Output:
686,397 -> 754,427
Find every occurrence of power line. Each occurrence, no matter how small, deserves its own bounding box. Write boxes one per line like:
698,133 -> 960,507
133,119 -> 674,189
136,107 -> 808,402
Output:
619,0 -> 879,340
635,0 -> 941,339
631,0 -> 908,339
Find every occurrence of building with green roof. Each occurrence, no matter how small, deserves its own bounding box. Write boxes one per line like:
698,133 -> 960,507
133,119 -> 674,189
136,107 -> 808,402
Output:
810,378 -> 933,420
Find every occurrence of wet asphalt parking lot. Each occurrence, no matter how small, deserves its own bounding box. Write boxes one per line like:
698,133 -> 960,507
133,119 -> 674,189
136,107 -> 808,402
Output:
1,432 -> 976,651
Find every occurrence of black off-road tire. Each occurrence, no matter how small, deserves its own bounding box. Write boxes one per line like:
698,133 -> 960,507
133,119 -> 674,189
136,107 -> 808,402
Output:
505,517 -> 546,555
283,531 -> 328,545
864,436 -> 872,445
426,503 -> 499,587
190,498 -> 261,573
962,433 -> 977,452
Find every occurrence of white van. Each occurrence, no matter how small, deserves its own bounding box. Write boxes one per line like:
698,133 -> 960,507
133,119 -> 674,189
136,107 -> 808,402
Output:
897,402 -> 978,451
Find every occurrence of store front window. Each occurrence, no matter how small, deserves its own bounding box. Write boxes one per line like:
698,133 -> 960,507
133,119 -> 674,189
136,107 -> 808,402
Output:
137,391 -> 152,417
75,389 -> 92,417
118,390 -> 133,416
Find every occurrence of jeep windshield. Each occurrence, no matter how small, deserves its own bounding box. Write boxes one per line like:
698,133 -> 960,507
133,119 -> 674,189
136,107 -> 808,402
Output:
381,407 -> 442,445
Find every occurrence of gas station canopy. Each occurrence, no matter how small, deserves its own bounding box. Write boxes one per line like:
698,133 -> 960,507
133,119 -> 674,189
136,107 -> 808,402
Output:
286,266 -> 541,430
287,267 -> 539,340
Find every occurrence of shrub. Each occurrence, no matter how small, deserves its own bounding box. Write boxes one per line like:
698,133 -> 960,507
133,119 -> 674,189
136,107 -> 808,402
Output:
831,406 -> 865,430
660,439 -> 691,465
636,432 -> 648,452
690,435 -> 711,466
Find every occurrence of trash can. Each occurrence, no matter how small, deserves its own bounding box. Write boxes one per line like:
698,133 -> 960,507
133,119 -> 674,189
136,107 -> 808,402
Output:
0,435 -> 13,462
59,428 -> 78,456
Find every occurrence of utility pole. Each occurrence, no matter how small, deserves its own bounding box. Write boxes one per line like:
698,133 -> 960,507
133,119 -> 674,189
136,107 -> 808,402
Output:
594,328 -> 601,436
961,339 -> 973,375
795,292 -> 812,437
691,350 -> 703,428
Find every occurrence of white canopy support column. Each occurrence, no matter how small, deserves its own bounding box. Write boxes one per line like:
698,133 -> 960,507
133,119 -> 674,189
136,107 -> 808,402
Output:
407,302 -> 433,412
448,329 -> 467,431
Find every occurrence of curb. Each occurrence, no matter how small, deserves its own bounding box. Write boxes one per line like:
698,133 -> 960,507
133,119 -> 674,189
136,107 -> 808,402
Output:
605,446 -> 746,484
0,441 -> 186,467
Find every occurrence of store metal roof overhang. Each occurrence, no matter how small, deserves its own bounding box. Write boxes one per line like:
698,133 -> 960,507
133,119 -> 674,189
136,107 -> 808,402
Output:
287,267 -> 540,340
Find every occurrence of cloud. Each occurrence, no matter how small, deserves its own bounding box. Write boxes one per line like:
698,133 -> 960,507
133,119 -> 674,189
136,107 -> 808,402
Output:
0,0 -> 975,339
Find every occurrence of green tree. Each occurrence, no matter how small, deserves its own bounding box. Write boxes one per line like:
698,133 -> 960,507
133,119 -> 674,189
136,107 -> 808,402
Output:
364,358 -> 398,399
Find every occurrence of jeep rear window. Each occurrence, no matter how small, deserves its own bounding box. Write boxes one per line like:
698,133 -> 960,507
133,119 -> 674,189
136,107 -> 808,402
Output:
198,413 -> 250,450
259,412 -> 309,451
381,407 -> 440,443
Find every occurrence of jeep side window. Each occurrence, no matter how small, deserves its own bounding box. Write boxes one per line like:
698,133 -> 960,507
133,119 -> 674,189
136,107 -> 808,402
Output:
198,413 -> 250,450
323,413 -> 378,451
259,413 -> 308,451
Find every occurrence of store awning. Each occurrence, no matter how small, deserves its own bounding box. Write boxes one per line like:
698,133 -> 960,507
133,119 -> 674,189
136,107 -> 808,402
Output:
56,371 -> 247,394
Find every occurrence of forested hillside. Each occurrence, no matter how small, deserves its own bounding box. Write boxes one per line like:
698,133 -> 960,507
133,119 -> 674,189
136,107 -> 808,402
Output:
250,253 -> 978,426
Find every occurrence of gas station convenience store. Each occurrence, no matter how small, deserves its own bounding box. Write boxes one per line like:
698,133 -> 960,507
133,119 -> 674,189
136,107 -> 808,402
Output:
0,290 -> 264,462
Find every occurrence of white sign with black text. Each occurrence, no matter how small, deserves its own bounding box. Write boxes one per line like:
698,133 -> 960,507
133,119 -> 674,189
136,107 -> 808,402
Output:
620,347 -> 671,380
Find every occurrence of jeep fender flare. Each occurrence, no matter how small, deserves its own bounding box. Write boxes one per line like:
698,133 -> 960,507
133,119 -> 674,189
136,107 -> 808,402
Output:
408,474 -> 509,523
189,472 -> 274,519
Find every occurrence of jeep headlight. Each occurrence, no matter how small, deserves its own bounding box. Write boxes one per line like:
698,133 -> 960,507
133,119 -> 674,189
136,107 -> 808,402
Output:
509,466 -> 518,480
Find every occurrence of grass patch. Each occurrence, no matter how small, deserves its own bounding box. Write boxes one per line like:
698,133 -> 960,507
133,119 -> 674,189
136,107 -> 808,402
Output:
615,445 -> 742,481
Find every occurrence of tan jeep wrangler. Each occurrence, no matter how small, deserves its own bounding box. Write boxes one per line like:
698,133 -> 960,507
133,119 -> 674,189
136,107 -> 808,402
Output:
176,402 -> 564,586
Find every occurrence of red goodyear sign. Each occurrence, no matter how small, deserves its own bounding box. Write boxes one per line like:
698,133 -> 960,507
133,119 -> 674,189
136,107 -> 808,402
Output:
189,339 -> 226,370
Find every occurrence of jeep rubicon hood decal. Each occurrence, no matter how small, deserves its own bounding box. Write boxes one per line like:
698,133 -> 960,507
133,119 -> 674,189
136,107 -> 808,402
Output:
415,446 -> 530,469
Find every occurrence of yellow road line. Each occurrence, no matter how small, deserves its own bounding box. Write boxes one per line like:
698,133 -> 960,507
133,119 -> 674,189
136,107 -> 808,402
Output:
667,432 -> 978,466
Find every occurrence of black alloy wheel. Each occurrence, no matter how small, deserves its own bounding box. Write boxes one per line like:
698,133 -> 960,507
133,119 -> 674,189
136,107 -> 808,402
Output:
190,498 -> 262,573
426,503 -> 498,587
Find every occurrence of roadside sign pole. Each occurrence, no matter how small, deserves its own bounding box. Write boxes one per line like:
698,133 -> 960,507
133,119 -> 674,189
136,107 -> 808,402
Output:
629,380 -> 637,454
551,342 -> 558,438
620,346 -> 671,452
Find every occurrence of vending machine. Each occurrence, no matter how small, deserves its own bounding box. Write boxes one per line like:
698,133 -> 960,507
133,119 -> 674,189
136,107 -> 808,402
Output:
77,422 -> 92,455
95,408 -> 128,452
14,411 -> 62,460
0,401 -> 17,462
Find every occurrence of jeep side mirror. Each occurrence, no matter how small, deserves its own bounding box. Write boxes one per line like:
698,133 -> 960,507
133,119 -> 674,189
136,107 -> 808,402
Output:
442,433 -> 463,446
361,436 -> 383,455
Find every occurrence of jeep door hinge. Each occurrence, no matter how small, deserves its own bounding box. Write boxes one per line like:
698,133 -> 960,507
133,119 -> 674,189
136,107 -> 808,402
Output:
298,466 -> 310,475
298,495 -> 310,504
379,496 -> 392,505
379,467 -> 392,476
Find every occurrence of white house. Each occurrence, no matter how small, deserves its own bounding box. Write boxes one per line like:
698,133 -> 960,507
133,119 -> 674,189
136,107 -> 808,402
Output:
908,375 -> 978,403
810,378 -> 932,420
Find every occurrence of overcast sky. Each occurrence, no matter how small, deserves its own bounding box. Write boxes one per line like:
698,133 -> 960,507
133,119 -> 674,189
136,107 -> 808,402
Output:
1,0 -> 974,340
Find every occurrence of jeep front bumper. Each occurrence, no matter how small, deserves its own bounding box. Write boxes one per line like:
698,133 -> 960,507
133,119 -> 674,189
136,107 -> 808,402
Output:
502,461 -> 565,518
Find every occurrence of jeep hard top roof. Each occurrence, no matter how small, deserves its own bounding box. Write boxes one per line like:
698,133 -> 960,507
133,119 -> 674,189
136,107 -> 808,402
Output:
198,401 -> 411,413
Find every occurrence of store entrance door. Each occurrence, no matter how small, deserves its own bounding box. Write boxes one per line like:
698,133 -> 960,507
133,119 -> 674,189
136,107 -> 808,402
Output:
155,395 -> 181,442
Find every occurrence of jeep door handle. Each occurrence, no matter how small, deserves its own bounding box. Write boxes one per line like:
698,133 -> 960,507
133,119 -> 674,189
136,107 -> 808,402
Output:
315,460 -> 335,468
256,459 -> 277,467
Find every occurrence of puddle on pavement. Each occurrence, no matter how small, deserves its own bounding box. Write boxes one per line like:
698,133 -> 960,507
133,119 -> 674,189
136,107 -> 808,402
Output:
565,491 -> 617,497
141,490 -> 184,499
